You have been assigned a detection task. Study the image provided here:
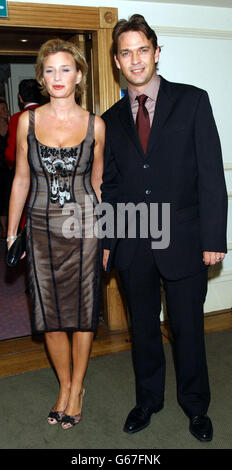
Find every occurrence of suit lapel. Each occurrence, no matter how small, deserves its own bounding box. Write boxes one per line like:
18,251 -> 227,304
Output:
146,76 -> 174,155
117,93 -> 145,159
116,77 -> 174,159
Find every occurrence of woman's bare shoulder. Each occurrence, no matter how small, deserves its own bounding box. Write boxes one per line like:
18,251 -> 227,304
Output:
94,114 -> 105,129
17,110 -> 30,134
34,103 -> 50,118
94,114 -> 105,138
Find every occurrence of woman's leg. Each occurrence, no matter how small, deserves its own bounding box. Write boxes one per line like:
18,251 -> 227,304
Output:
64,331 -> 94,416
45,331 -> 72,411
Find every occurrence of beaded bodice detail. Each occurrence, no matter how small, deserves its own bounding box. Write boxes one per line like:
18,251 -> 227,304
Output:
27,109 -> 95,212
39,144 -> 79,208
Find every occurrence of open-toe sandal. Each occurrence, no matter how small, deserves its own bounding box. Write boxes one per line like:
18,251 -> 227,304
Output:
47,407 -> 65,425
61,389 -> 85,430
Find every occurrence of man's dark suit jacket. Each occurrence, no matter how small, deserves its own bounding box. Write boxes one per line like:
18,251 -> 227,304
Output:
101,76 -> 228,280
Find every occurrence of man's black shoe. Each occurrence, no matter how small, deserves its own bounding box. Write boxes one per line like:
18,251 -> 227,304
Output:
189,415 -> 213,442
123,404 -> 163,434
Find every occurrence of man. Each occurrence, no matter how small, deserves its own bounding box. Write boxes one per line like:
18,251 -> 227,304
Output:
5,79 -> 40,170
5,79 -> 40,228
101,15 -> 227,442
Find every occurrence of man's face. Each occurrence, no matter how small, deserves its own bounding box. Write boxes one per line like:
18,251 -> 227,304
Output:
114,30 -> 159,92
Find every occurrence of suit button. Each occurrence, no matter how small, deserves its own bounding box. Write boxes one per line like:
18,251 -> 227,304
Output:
143,163 -> 150,169
145,189 -> 151,195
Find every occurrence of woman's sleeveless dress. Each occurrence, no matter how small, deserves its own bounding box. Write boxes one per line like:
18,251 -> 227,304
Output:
26,109 -> 102,333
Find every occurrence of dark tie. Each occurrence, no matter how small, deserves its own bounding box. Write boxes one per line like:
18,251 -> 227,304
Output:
136,94 -> 150,153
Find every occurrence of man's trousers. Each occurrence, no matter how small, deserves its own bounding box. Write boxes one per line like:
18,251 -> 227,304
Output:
119,238 -> 210,418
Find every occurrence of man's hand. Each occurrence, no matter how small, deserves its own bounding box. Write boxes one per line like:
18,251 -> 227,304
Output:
203,251 -> 225,265
103,249 -> 110,271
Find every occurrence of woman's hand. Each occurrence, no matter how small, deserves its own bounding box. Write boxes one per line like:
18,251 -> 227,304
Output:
103,249 -> 110,271
7,237 -> 26,260
7,238 -> 16,250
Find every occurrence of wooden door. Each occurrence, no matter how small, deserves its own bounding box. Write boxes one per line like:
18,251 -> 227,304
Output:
0,2 -> 120,114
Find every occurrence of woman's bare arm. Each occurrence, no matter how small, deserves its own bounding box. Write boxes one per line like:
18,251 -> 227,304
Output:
91,115 -> 105,203
7,111 -> 30,246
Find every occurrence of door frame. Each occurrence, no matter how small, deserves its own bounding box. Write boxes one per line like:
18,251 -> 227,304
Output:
0,2 -> 120,114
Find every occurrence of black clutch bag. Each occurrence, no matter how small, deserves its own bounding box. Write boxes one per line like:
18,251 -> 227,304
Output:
6,226 -> 27,267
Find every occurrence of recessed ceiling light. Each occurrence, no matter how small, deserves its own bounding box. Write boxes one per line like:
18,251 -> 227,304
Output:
21,39 -> 28,43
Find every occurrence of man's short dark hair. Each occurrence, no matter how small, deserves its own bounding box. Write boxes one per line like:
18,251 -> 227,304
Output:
112,14 -> 158,56
18,79 -> 41,103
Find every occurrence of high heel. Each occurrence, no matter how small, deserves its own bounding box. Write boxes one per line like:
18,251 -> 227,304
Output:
61,389 -> 85,430
47,407 -> 65,425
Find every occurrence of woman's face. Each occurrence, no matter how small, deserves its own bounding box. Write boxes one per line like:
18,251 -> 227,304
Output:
42,51 -> 82,99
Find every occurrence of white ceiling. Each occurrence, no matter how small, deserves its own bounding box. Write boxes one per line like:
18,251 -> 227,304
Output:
126,0 -> 232,8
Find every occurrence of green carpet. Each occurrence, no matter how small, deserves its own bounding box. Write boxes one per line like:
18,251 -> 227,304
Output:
0,330 -> 231,450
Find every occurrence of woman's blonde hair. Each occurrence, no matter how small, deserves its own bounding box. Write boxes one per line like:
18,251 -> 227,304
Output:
35,38 -> 88,101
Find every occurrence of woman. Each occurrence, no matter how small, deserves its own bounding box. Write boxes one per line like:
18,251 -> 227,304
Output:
7,39 -> 105,429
